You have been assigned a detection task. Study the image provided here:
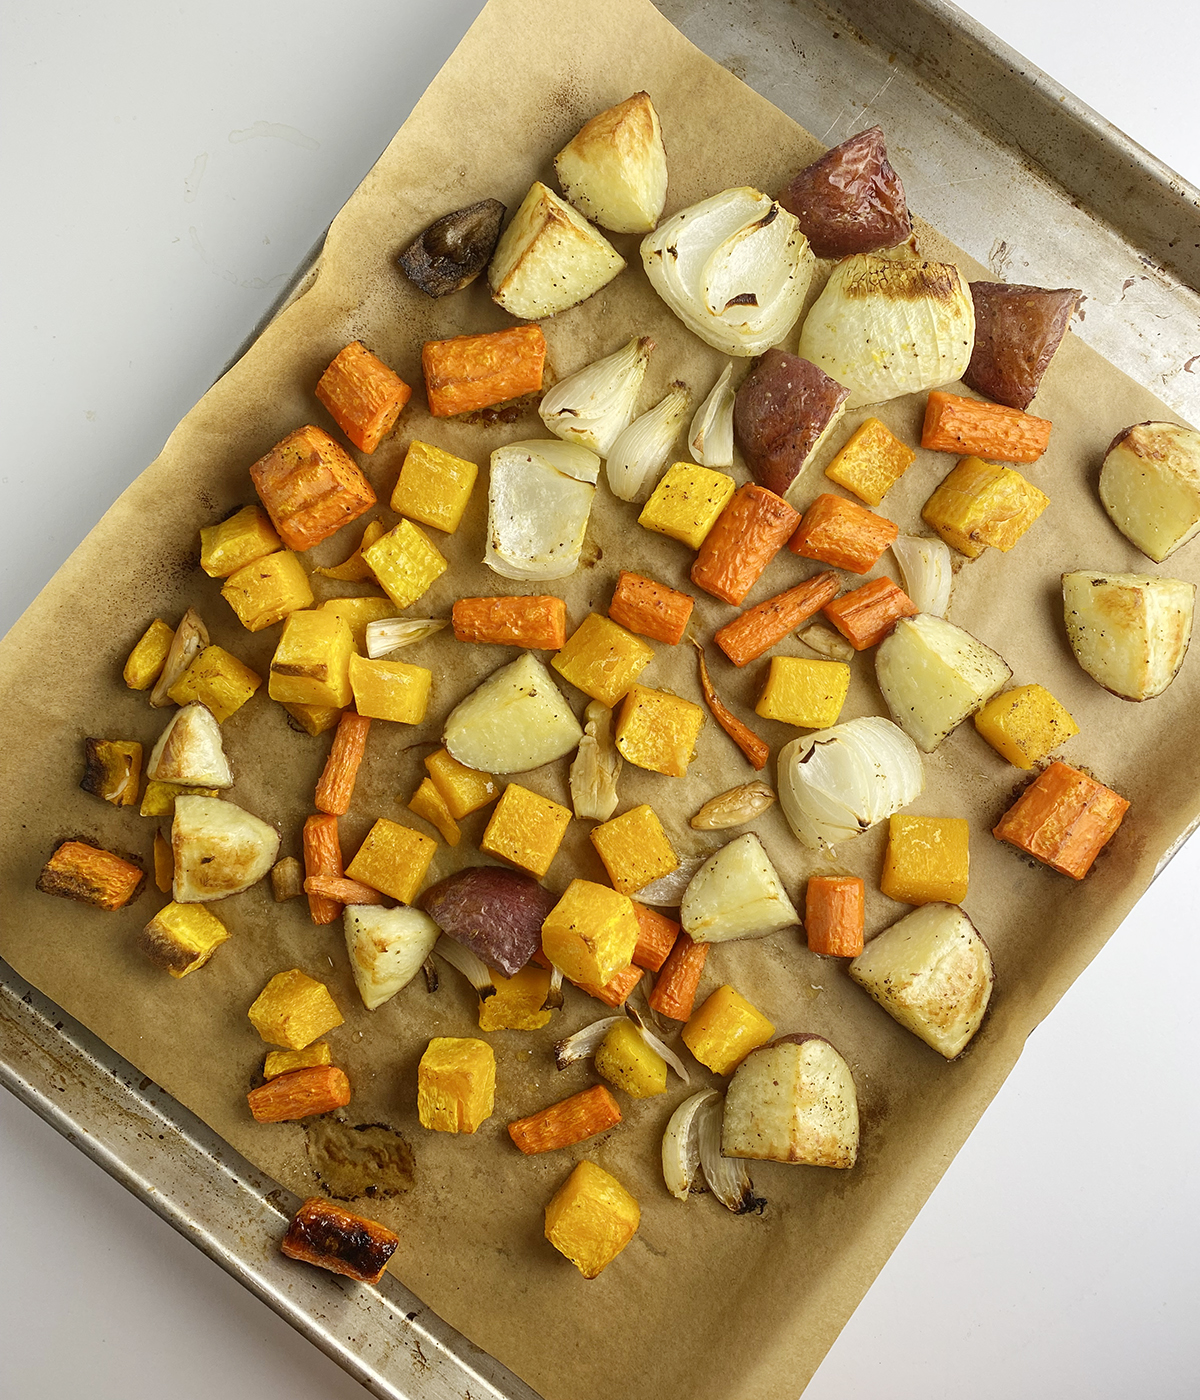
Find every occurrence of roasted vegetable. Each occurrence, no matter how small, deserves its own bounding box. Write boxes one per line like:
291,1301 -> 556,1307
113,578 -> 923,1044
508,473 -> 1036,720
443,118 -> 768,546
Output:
249,425 -> 376,552
544,1160 -> 640,1278
963,281 -> 1080,410
1098,421 -> 1200,563
171,794 -> 279,902
248,1066 -> 351,1124
1062,571 -> 1194,700
569,700 -> 622,821
480,783 -> 572,879
421,866 -> 556,977
344,905 -> 440,1011
36,840 -> 144,910
315,342 -> 412,453
281,1198 -> 399,1284
138,901 -> 230,976
422,325 -> 546,417
539,337 -> 651,456
80,737 -> 142,807
485,439 -> 599,581
541,879 -> 640,988
443,652 -> 583,774
397,198 -> 506,297
417,1037 -> 495,1133
509,1084 -> 623,1152
680,833 -> 799,944
993,761 -> 1129,879
248,969 -> 344,1050
555,92 -> 667,234
732,349 -> 849,498
778,126 -> 910,258
344,819 -> 436,905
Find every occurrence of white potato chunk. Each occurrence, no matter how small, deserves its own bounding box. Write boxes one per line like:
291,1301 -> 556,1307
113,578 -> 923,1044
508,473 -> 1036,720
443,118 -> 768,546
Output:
554,91 -> 668,234
875,613 -> 1011,752
680,832 -> 799,944
1062,570 -> 1195,700
849,903 -> 993,1059
1099,421 -> 1200,562
171,795 -> 279,902
485,439 -> 599,581
443,652 -> 583,774
722,1035 -> 858,1167
488,180 -> 625,319
147,702 -> 233,788
344,905 -> 440,1011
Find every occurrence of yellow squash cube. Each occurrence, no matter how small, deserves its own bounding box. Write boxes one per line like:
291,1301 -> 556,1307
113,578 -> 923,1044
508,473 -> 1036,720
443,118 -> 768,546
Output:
974,683 -> 1080,769
248,969 -> 344,1049
80,738 -> 142,807
138,901 -> 230,977
589,804 -> 678,895
361,518 -> 448,610
480,783 -> 572,878
321,595 -> 398,653
390,439 -> 479,534
417,1037 -> 495,1133
199,505 -> 282,578
477,965 -> 553,1032
282,701 -> 343,736
614,684 -> 705,778
407,777 -> 462,846
544,1160 -> 640,1279
264,1043 -> 332,1079
922,455 -> 1050,559
541,879 -> 639,988
166,645 -> 263,722
824,417 -> 916,507
424,747 -> 499,819
123,618 -> 175,690
347,652 -> 431,724
681,985 -> 775,1075
139,780 -> 220,817
755,656 -> 850,729
880,815 -> 970,905
222,550 -> 314,632
638,462 -> 736,550
552,613 -> 655,708
594,1018 -> 667,1098
345,818 -> 437,904
268,609 -> 355,709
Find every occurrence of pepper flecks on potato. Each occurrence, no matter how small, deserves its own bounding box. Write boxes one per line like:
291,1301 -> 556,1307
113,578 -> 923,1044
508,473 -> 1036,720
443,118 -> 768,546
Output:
397,198 -> 506,298
778,126 -> 911,258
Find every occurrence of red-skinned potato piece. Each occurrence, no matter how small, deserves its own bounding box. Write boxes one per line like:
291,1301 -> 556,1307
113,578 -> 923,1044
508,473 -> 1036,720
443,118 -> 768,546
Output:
733,349 -> 850,499
420,866 -> 556,977
963,282 -> 1081,411
777,127 -> 910,259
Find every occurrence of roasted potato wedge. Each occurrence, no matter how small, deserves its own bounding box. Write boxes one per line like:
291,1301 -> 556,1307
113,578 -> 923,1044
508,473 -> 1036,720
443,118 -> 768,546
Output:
554,92 -> 667,234
443,652 -> 584,773
732,348 -> 849,499
171,794 -> 279,902
680,832 -> 799,944
777,126 -> 910,258
1098,421 -> 1200,563
963,281 -> 1080,411
1062,570 -> 1195,700
344,905 -> 441,1010
146,702 -> 233,789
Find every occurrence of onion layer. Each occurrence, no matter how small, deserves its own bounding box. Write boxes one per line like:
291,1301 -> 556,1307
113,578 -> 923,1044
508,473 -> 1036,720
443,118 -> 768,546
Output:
891,535 -> 953,617
538,336 -> 652,455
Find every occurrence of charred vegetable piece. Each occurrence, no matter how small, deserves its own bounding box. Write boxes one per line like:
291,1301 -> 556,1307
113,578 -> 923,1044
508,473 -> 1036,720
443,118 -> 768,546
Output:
421,866 -> 556,977
963,281 -> 1080,411
281,1197 -> 399,1284
80,737 -> 142,807
36,840 -> 145,910
778,127 -> 910,259
397,198 -> 506,297
733,349 -> 849,499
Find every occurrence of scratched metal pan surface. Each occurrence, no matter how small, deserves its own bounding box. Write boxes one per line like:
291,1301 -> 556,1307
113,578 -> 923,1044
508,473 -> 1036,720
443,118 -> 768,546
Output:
2,2 -> 1198,1399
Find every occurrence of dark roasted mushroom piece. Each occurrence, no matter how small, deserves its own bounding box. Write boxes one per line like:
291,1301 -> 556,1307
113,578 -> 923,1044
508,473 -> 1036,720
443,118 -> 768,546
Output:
397,197 -> 506,297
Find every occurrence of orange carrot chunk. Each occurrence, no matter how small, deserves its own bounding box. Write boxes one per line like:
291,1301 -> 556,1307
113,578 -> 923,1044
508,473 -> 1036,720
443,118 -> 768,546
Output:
647,932 -> 709,1021
250,425 -> 377,553
303,874 -> 388,906
693,643 -> 770,770
714,570 -> 841,668
36,840 -> 145,910
788,493 -> 899,574
422,325 -> 546,418
921,389 -> 1052,464
690,483 -> 801,606
571,962 -> 644,1009
451,595 -> 567,649
631,901 -> 680,973
314,710 -> 372,816
315,341 -> 412,454
608,571 -> 695,646
303,813 -> 344,926
992,760 -> 1129,879
247,1065 -> 352,1124
822,577 -> 918,650
281,1197 -> 399,1284
804,875 -> 865,957
507,1084 -> 623,1155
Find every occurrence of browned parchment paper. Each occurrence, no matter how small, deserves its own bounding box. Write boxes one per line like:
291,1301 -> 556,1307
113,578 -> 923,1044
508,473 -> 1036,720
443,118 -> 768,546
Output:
2,2 -> 1197,1398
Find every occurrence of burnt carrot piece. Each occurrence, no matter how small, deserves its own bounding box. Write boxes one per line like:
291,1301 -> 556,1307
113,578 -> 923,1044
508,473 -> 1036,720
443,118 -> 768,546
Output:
281,1197 -> 400,1284
303,813 -> 344,925
631,901 -> 680,973
608,571 -> 695,646
690,483 -> 801,606
921,389 -> 1051,464
822,577 -> 918,650
250,425 -> 376,553
247,1065 -> 352,1124
714,571 -> 841,668
993,760 -> 1129,879
422,325 -> 546,418
507,1084 -> 622,1155
314,711 -> 372,816
304,874 -> 388,906
315,341 -> 413,454
571,962 -> 644,1009
693,642 -> 770,771
648,932 -> 709,1021
36,840 -> 145,910
804,875 -> 865,957
788,493 -> 898,574
451,595 -> 567,649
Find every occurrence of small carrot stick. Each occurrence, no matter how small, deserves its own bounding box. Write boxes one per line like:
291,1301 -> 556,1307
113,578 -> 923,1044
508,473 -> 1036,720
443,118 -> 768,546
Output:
822,577 -> 918,650
315,341 -> 412,454
302,813 -> 344,925
247,1065 -> 352,1124
921,390 -> 1051,463
608,571 -> 695,645
690,483 -> 801,605
804,875 -> 865,957
647,932 -> 709,1021
422,325 -> 546,418
314,711 -> 372,816
992,760 -> 1129,879
507,1084 -> 622,1155
788,493 -> 898,574
303,874 -> 388,906
631,901 -> 680,972
571,962 -> 644,1008
281,1198 -> 399,1284
713,570 -> 841,667
451,595 -> 567,649
693,642 -> 771,770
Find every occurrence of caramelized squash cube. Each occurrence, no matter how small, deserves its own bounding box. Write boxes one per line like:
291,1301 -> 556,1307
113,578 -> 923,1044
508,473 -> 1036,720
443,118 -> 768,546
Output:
477,964 -> 553,1032
755,655 -> 850,728
248,968 -> 344,1049
594,1018 -> 667,1098
417,1036 -> 495,1133
974,683 -> 1079,769
36,840 -> 144,910
880,815 -> 970,905
344,818 -> 436,904
993,761 -> 1129,879
681,985 -> 775,1075
347,653 -> 431,724
361,519 -> 448,610
166,645 -> 262,722
480,783 -> 571,878
638,462 -> 736,550
268,609 -> 354,709
315,341 -> 412,454
922,455 -> 1049,559
390,439 -> 479,533
123,618 -> 175,690
320,596 -> 398,653
541,879 -> 639,988
264,1043 -> 332,1079
614,684 -> 705,778
424,747 -> 500,819
407,777 -> 461,846
199,505 -> 282,578
80,737 -> 142,807
544,1160 -> 639,1279
222,551 -> 314,632
282,702 -> 344,737
589,804 -> 678,895
139,780 -> 220,817
824,417 -> 915,506
138,901 -> 230,977
552,613 -> 655,707
250,424 -> 376,552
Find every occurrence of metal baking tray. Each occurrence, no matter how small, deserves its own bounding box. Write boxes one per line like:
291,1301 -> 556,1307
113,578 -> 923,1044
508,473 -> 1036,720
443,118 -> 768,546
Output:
3,2 -> 1197,1397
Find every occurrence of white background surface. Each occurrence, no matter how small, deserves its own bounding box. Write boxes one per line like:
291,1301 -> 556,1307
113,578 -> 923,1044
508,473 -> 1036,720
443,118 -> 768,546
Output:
2,2 -> 1198,1397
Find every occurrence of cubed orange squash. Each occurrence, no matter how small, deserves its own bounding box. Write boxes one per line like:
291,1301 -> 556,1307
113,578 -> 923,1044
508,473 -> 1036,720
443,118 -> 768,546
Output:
921,456 -> 1049,558
123,618 -> 176,690
247,969 -> 343,1050
423,747 -> 500,819
594,1019 -> 667,1098
681,985 -> 775,1075
824,417 -> 916,506
320,596 -> 398,654
390,439 -> 479,533
407,777 -> 462,846
552,613 -> 655,708
755,655 -> 850,729
344,819 -> 437,904
880,815 -> 970,905
614,684 -> 705,778
361,519 -> 448,610
541,879 -> 639,988
417,1037 -> 495,1133
638,463 -> 736,550
589,804 -> 678,895
166,645 -> 262,722
222,551 -> 315,632
199,505 -> 283,578
544,1160 -> 640,1278
268,609 -> 355,709
347,653 -> 431,724
477,965 -> 553,1032
974,684 -> 1079,769
480,783 -> 572,879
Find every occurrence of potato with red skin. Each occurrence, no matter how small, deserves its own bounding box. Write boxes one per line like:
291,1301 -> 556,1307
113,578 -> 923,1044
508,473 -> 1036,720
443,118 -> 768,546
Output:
963,282 -> 1080,411
777,127 -> 910,258
420,866 -> 556,977
733,349 -> 849,499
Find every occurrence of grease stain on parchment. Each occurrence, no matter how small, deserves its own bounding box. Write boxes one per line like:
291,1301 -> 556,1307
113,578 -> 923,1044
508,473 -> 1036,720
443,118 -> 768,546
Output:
305,1119 -> 416,1200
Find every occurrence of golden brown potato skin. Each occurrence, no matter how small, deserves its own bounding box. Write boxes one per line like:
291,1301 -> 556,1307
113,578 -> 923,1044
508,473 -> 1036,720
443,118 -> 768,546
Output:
733,348 -> 848,498
777,126 -> 909,258
963,281 -> 1080,410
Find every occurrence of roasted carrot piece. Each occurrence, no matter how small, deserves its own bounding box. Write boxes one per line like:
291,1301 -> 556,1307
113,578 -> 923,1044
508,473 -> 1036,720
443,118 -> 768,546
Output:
647,932 -> 709,1021
247,1065 -> 352,1124
713,570 -> 841,668
303,813 -> 344,925
303,874 -> 388,906
993,760 -> 1129,879
36,840 -> 145,910
571,962 -> 644,1008
822,577 -> 918,650
507,1084 -> 622,1155
314,711 -> 372,816
788,493 -> 899,574
315,341 -> 412,454
608,571 -> 695,645
693,642 -> 770,770
451,595 -> 567,649
690,483 -> 801,605
804,875 -> 865,957
631,901 -> 680,972
921,389 -> 1052,464
250,425 -> 377,552
281,1197 -> 399,1284
422,325 -> 546,418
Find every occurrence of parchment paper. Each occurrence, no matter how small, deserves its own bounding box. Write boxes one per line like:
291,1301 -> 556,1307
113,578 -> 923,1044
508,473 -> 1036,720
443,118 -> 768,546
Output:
1,1 -> 1196,1398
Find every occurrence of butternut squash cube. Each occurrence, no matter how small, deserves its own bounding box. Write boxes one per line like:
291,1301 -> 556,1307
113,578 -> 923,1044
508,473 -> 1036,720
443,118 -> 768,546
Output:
36,840 -> 145,910
552,613 -> 655,707
250,424 -> 376,552
477,965 -> 553,1032
755,655 -> 850,729
268,610 -> 354,709
264,1043 -> 332,1079
139,780 -> 220,818
248,969 -> 344,1049
992,761 -> 1129,880
166,645 -> 262,722
424,747 -> 500,819
541,879 -> 639,988
480,783 -> 571,878
922,455 -> 1049,559
417,1036 -> 495,1133
594,1018 -> 667,1098
638,462 -> 736,550
137,901 -> 230,977
407,777 -> 461,846
222,551 -> 314,632
880,815 -> 970,905
344,818 -> 437,904
823,417 -> 916,506
390,439 -> 479,534
589,804 -> 678,895
315,341 -> 412,454
282,702 -> 343,737
361,519 -> 448,610
123,618 -> 175,690
321,596 -> 398,654
614,684 -> 705,778
347,652 -> 431,724
681,985 -> 775,1075
973,683 -> 1080,769
544,1160 -> 640,1279
80,738 -> 142,807
199,505 -> 282,578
